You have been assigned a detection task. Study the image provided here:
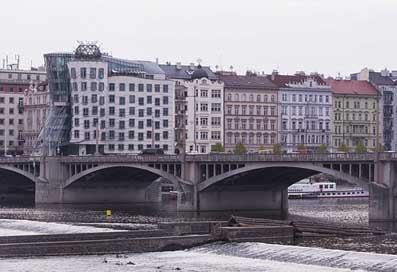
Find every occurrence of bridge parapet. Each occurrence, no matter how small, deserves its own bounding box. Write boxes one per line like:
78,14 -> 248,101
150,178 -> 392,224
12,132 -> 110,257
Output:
186,153 -> 376,163
59,155 -> 182,164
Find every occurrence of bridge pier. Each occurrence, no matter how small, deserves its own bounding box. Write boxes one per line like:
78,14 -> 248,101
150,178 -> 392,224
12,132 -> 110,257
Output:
369,161 -> 397,222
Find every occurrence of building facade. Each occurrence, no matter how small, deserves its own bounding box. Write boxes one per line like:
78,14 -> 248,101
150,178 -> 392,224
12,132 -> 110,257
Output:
0,68 -> 46,155
269,73 -> 332,153
22,82 -> 50,154
327,79 -> 381,151
160,63 -> 224,154
351,68 -> 397,150
66,51 -> 175,155
219,73 -> 279,153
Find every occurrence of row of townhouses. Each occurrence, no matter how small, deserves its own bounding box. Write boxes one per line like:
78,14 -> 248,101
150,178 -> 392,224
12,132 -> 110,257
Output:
1,44 -> 396,155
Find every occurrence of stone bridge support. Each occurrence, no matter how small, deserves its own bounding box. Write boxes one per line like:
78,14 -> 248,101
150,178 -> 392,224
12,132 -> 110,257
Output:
369,161 -> 397,222
36,157 -> 68,203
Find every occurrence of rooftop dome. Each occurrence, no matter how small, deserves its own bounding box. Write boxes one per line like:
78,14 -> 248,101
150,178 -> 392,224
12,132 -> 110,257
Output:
191,64 -> 209,80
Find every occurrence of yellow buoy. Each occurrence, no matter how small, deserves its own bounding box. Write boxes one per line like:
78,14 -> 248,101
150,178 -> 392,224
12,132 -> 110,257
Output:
106,209 -> 112,216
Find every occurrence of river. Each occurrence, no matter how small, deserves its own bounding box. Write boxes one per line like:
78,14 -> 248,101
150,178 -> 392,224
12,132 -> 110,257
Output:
1,198 -> 397,271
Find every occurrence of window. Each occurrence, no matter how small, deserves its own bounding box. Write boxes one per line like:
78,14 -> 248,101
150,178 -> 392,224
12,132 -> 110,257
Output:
155,98 -> 160,106
200,103 -> 208,112
80,68 -> 86,78
74,130 -> 80,138
129,130 -> 135,139
129,119 -> 135,127
211,90 -> 221,98
138,97 -> 144,105
129,107 -> 135,115
70,68 -> 76,79
119,97 -> 126,105
109,95 -> 115,103
211,131 -> 221,140
163,120 -> 168,128
98,68 -> 104,79
109,107 -> 115,115
89,68 -> 96,79
163,85 -> 168,93
138,84 -> 144,92
109,83 -> 115,91
163,96 -> 169,105
155,84 -> 160,92
138,109 -> 144,117
211,117 -> 221,126
146,84 -> 152,92
129,83 -> 135,92
163,108 -> 169,116
119,83 -> 125,91
147,96 -> 152,104
129,95 -> 135,104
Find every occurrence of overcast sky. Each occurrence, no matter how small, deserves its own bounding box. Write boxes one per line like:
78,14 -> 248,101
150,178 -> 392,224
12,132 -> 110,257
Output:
1,0 -> 396,77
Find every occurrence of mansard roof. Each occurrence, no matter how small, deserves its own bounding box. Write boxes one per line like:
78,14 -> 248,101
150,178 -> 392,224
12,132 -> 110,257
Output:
218,74 -> 277,89
266,74 -> 327,88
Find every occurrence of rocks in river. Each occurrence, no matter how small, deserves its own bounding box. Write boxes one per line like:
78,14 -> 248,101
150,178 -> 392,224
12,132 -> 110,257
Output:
126,261 -> 135,265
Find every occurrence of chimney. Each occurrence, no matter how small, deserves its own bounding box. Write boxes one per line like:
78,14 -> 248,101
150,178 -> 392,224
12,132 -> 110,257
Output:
176,62 -> 182,70
189,63 -> 195,70
271,69 -> 278,81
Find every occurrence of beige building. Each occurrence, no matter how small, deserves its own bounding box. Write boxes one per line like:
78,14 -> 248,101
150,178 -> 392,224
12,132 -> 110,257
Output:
219,73 -> 279,153
327,79 -> 381,151
23,82 -> 50,154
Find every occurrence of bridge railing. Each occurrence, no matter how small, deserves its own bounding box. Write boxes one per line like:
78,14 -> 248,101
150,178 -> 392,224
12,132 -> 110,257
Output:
185,153 -> 376,162
0,156 -> 41,164
58,154 -> 182,163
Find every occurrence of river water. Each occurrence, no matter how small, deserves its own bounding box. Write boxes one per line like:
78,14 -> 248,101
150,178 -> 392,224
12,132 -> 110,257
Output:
1,198 -> 397,271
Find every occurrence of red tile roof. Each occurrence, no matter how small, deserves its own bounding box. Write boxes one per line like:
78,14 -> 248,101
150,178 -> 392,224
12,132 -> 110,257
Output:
218,74 -> 277,89
325,79 -> 378,96
267,74 -> 327,87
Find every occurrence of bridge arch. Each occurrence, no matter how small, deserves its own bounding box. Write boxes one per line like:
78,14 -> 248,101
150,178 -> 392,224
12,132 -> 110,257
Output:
63,163 -> 187,189
0,165 -> 39,184
198,162 -> 369,192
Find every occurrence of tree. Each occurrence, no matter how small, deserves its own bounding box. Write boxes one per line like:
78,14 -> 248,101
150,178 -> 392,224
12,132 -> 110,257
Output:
273,144 -> 282,155
298,144 -> 306,151
211,143 -> 225,152
338,143 -> 350,153
355,139 -> 367,153
234,143 -> 247,155
316,144 -> 328,154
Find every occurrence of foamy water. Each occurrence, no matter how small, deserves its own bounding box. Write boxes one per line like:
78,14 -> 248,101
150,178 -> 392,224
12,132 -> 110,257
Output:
0,219 -> 124,236
3,242 -> 397,271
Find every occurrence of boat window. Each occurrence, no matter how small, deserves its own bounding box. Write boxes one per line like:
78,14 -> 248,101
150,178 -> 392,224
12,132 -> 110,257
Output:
342,192 -> 346,195
327,193 -> 330,195
319,185 -> 323,189
330,185 -> 334,189
332,193 -> 335,195
337,193 -> 340,195
352,192 -> 355,194
325,185 -> 328,189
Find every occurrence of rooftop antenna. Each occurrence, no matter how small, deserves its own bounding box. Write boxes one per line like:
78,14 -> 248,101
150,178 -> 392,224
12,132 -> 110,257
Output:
230,65 -> 234,71
197,58 -> 202,66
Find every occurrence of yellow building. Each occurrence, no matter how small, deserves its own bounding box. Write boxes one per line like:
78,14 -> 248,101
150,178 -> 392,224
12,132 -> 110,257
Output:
327,79 -> 381,152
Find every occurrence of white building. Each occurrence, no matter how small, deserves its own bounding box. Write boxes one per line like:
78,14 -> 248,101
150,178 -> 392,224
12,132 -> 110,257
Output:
160,63 -> 224,154
23,82 -> 50,154
0,68 -> 47,155
67,55 -> 175,155
269,73 -> 333,153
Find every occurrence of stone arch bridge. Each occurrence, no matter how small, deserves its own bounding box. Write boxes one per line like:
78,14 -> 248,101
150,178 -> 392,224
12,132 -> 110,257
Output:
0,153 -> 396,221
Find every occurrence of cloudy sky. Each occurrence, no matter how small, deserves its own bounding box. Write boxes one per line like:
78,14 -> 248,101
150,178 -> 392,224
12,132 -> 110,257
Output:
1,0 -> 396,77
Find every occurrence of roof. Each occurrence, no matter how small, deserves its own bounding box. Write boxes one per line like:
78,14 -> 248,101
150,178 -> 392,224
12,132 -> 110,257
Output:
326,79 -> 379,96
218,74 -> 277,89
267,74 -> 327,87
160,64 -> 218,80
368,72 -> 395,86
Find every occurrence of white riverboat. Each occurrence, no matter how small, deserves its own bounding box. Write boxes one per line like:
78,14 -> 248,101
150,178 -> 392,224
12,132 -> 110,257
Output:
288,179 -> 368,199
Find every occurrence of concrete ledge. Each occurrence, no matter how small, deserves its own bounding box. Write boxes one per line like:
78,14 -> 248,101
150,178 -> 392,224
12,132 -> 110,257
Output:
158,221 -> 228,236
0,230 -> 167,244
221,225 -> 294,242
0,234 -> 214,258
